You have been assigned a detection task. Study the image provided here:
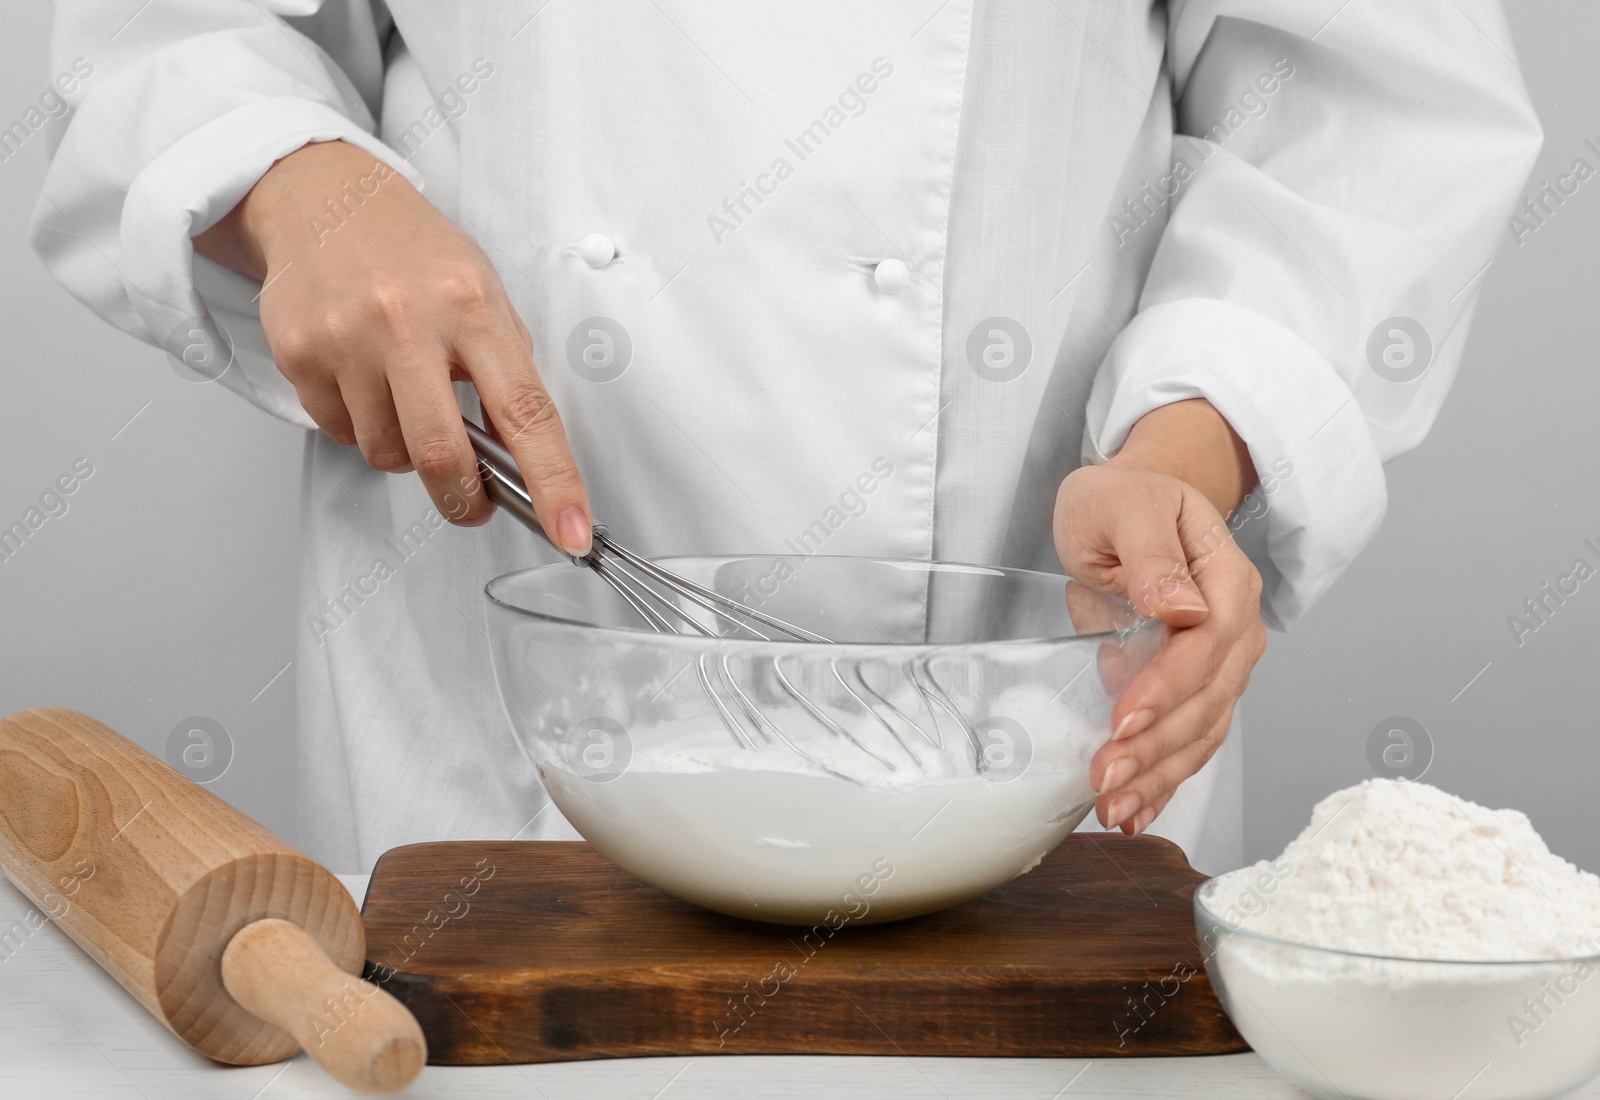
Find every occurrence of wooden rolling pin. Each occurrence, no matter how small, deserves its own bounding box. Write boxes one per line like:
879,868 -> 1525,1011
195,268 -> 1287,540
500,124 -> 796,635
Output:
0,708 -> 425,1093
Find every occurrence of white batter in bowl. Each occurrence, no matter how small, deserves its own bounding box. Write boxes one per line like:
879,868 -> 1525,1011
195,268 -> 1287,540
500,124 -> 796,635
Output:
486,555 -> 1162,925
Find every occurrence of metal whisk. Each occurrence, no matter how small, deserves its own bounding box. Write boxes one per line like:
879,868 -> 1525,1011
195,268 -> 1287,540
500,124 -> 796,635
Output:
466,419 -> 981,778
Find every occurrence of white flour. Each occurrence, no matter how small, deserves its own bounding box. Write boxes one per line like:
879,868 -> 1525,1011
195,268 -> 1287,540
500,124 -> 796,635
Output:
1202,780 -> 1600,1099
1209,778 -> 1600,960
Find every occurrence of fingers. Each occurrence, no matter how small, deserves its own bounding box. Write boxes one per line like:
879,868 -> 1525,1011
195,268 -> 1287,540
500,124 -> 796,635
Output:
463,324 -> 592,555
509,309 -> 535,355
1093,633 -> 1258,830
1109,490 -> 1210,626
1173,495 -> 1252,605
1106,534 -> 1257,740
291,377 -> 357,447
340,371 -> 412,474
389,362 -> 492,525
273,326 -> 357,446
244,146 -> 573,537
1124,789 -> 1176,839
1107,708 -> 1227,835
1064,579 -> 1124,635
1090,535 -> 1263,834
1053,459 -> 1266,839
1096,701 -> 1234,833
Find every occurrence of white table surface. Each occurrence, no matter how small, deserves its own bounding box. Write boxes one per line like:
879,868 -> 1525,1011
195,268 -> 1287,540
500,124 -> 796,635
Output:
3,874 -> 1593,1100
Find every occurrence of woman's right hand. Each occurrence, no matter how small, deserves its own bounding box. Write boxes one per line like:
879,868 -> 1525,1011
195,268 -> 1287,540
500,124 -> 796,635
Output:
194,139 -> 593,553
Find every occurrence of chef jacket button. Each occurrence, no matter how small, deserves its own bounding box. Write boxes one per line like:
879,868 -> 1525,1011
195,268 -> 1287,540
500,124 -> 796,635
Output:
579,233 -> 617,268
872,258 -> 909,294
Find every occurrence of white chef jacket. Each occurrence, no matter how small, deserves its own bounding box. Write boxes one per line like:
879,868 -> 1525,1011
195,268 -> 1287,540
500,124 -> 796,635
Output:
33,1 -> 1539,875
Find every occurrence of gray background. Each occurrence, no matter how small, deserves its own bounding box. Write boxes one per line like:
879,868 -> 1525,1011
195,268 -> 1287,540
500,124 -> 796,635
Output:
1,2 -> 1593,870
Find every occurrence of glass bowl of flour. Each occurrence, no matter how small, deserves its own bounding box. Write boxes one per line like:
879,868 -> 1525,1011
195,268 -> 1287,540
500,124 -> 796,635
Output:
486,555 -> 1163,925
1195,779 -> 1600,1100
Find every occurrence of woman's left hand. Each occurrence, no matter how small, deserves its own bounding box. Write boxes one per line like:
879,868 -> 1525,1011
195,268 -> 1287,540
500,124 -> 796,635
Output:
1054,399 -> 1267,835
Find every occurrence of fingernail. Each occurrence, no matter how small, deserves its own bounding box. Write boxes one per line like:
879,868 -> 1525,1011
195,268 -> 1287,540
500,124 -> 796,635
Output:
1097,756 -> 1137,795
1164,590 -> 1208,613
557,507 -> 592,555
1105,792 -> 1141,830
1131,807 -> 1157,835
1112,708 -> 1157,740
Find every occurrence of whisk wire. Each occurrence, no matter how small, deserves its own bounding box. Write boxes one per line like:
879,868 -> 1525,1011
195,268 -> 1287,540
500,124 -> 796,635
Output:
773,656 -> 896,770
467,417 -> 979,779
696,651 -> 757,750
587,556 -> 686,634
595,529 -> 830,643
589,552 -> 716,637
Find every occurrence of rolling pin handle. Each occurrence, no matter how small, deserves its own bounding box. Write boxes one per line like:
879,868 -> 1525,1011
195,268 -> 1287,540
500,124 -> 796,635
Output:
220,918 -> 426,1094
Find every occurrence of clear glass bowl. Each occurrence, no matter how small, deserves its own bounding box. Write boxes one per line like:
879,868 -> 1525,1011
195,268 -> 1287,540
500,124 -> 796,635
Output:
1194,879 -> 1600,1100
485,554 -> 1163,925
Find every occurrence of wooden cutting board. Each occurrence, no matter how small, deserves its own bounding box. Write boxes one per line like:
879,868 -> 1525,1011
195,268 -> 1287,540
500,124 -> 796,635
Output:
359,836 -> 1245,1064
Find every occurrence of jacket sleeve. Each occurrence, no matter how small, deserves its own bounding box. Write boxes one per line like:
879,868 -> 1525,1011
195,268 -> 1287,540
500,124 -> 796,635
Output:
30,0 -> 423,427
1082,1 -> 1541,623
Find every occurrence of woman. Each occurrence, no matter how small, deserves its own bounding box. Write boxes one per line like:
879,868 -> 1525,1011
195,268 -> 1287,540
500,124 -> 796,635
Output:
33,1 -> 1538,874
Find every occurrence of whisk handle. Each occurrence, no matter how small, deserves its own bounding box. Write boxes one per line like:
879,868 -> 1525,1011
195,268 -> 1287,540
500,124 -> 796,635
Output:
462,418 -> 559,552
